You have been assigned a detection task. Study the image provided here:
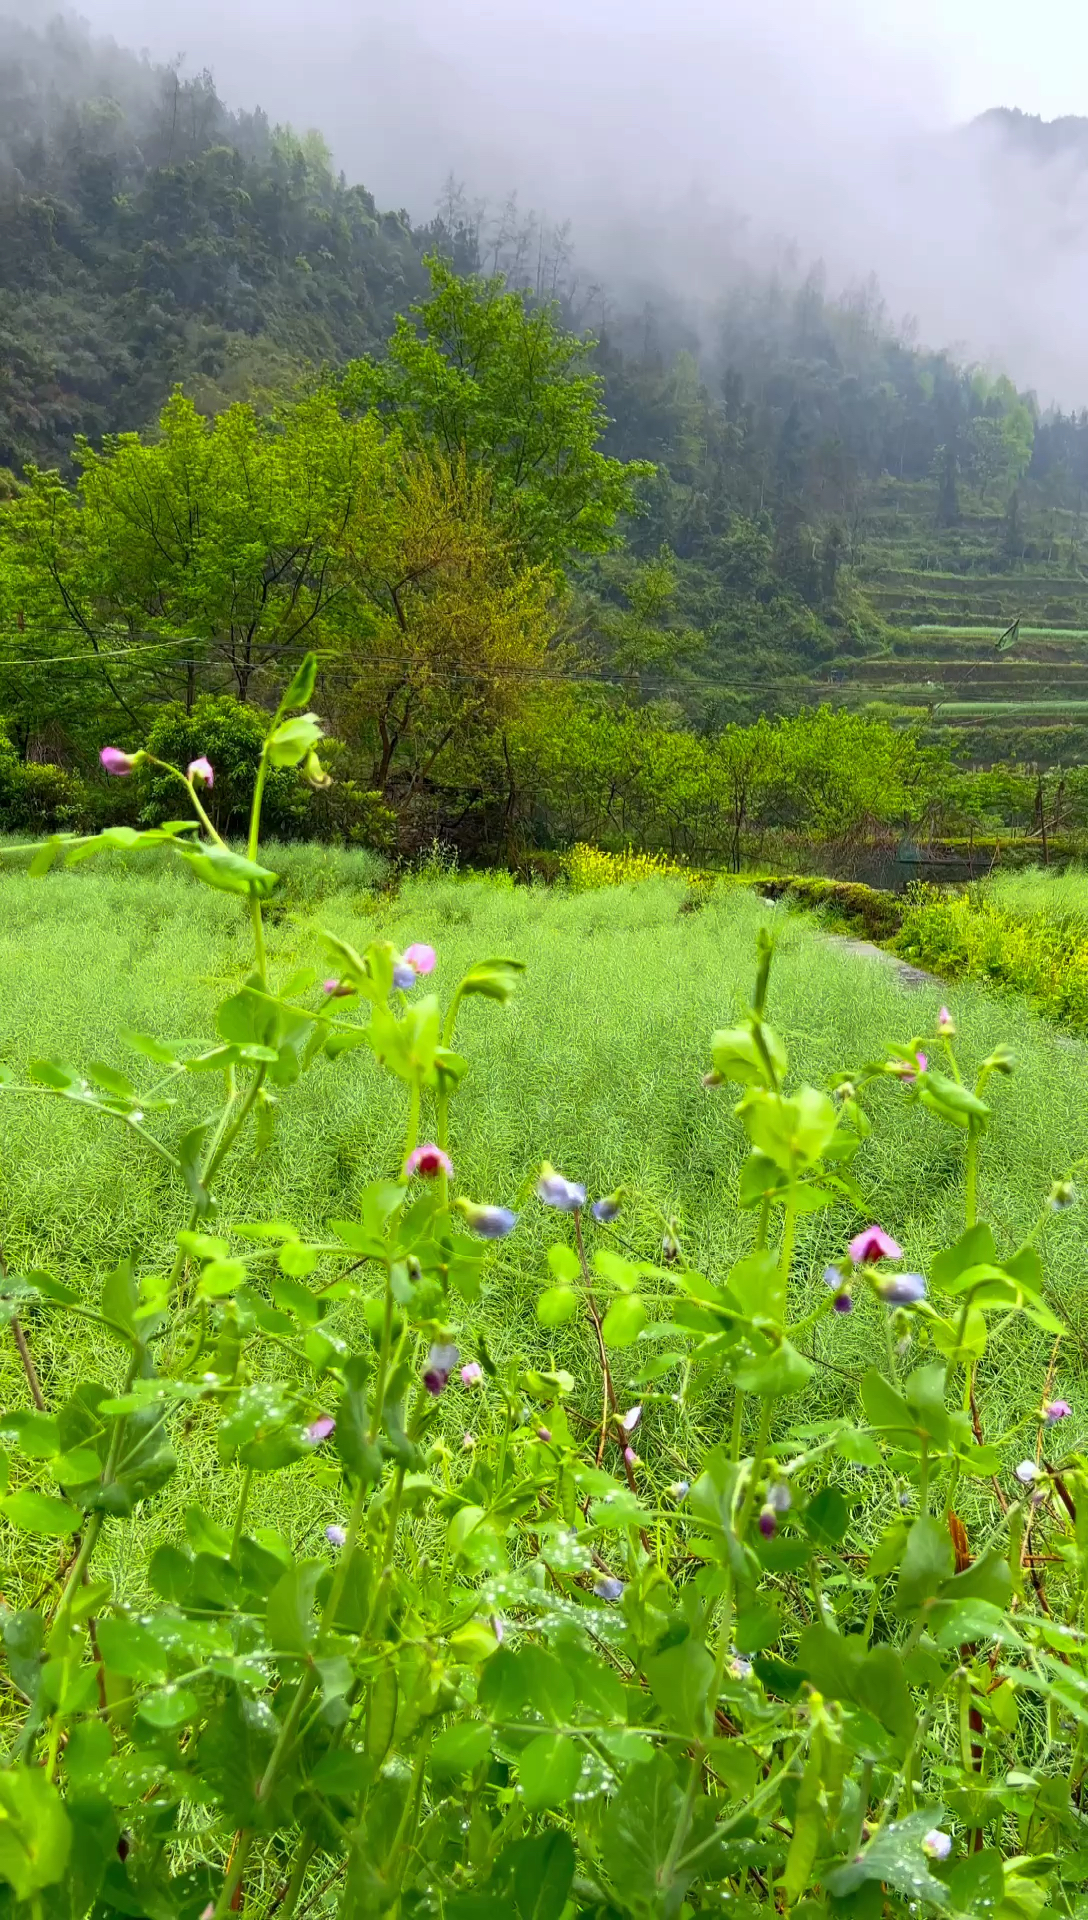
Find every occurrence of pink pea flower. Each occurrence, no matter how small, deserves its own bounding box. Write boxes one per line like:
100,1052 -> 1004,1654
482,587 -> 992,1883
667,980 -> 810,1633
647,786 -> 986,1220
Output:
187,756 -> 214,788
100,746 -> 138,776
848,1226 -> 903,1265
937,1007 -> 956,1038
1044,1399 -> 1072,1423
323,977 -> 355,998
620,1405 -> 642,1433
405,1143 -> 453,1180
461,1361 -> 483,1387
536,1426 -> 552,1444
404,943 -> 436,975
307,1415 -> 335,1443
624,1446 -> 637,1466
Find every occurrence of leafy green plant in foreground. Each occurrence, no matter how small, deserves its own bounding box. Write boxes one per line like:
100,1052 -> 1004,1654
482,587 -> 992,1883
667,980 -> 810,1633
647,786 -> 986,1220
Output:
0,662 -> 1086,1919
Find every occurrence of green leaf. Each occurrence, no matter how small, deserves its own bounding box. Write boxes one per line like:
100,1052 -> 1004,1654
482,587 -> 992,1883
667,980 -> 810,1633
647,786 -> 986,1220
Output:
546,1243 -> 581,1283
266,1563 -> 321,1657
95,1617 -> 169,1682
0,1766 -> 72,1899
536,1286 -> 579,1327
895,1515 -> 954,1614
499,1832 -> 576,1920
600,1293 -> 647,1347
282,652 -> 319,710
1,1491 -> 81,1536
266,712 -> 323,768
731,1337 -> 812,1398
517,1731 -> 581,1810
137,1686 -> 200,1730
175,844 -> 279,898
430,1721 -> 492,1778
920,1070 -> 990,1133
825,1809 -> 950,1907
727,1249 -> 784,1325
456,957 -> 525,1004
711,1022 -> 787,1087
804,1485 -> 851,1547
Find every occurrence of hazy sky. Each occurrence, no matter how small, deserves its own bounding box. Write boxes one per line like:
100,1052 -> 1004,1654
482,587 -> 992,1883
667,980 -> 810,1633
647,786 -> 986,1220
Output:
55,0 -> 1088,398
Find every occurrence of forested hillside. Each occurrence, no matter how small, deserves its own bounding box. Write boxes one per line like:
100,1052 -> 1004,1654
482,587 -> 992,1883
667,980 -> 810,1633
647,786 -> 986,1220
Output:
7,9 -> 1088,864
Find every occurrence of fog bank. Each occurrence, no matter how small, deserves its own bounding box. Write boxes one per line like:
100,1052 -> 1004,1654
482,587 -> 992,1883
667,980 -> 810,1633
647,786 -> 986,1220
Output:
38,0 -> 1088,401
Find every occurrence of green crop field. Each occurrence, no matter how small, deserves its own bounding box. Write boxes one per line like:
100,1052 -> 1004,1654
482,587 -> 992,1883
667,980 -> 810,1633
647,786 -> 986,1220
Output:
1,853 -> 1087,1576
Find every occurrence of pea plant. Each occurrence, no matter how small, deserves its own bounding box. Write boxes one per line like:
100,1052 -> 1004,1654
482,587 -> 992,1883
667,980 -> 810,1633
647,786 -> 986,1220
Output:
0,659 -> 1085,1920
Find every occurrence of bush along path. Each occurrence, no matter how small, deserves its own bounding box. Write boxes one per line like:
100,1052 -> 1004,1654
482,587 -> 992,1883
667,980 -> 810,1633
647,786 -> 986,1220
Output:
0,663 -> 1086,1916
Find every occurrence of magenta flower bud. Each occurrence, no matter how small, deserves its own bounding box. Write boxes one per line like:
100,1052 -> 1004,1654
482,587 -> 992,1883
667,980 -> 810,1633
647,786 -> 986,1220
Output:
100,746 -> 138,777
624,1445 -> 637,1466
758,1505 -> 777,1539
593,1576 -> 624,1601
423,1343 -> 459,1395
405,1143 -> 453,1180
849,1226 -> 903,1265
403,943 -> 436,975
1045,1399 -> 1072,1423
536,1163 -> 587,1211
833,1290 -> 854,1314
323,977 -> 355,997
876,1272 -> 926,1306
937,1007 -> 956,1038
187,756 -> 214,788
306,1415 -> 335,1443
462,1431 -> 475,1450
461,1361 -> 483,1387
325,1524 -> 347,1548
536,1426 -> 552,1444
455,1199 -> 518,1239
392,960 -> 416,991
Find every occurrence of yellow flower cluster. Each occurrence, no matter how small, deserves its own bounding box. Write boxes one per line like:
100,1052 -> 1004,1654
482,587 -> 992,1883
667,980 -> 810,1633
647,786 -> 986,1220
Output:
561,843 -> 708,893
898,885 -> 1088,1029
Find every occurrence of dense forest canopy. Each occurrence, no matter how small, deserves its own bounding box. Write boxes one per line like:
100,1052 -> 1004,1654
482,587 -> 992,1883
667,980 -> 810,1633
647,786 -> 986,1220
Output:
6,8 -> 1088,865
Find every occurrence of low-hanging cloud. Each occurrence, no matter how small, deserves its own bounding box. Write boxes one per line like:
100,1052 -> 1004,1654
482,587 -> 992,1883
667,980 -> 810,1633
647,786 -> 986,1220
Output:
47,0 -> 1088,401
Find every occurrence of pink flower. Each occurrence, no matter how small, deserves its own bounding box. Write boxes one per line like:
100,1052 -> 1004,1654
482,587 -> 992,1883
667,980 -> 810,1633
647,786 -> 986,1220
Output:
100,746 -> 137,777
623,1446 -> 637,1466
405,1143 -> 453,1180
461,1361 -> 483,1387
848,1225 -> 903,1265
404,943 -> 436,975
937,1007 -> 956,1037
306,1415 -> 335,1443
620,1405 -> 642,1432
1044,1399 -> 1072,1423
322,978 -> 355,998
187,756 -> 214,788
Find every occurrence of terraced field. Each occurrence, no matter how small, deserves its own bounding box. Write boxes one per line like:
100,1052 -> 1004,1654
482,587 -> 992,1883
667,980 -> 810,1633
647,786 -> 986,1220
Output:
841,475 -> 1088,764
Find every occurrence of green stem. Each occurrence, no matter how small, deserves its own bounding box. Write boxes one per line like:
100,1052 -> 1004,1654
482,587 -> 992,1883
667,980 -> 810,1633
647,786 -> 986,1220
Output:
231,1466 -> 254,1558
965,1125 -> 979,1229
737,1397 -> 774,1541
249,888 -> 268,989
52,1514 -> 104,1642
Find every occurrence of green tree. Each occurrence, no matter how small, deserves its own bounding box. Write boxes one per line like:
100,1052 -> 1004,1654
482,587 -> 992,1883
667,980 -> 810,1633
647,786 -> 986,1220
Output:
337,257 -> 652,572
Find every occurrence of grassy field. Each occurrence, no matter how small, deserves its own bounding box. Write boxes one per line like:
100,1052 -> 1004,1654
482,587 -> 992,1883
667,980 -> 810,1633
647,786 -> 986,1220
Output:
1,851 -> 1087,1592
